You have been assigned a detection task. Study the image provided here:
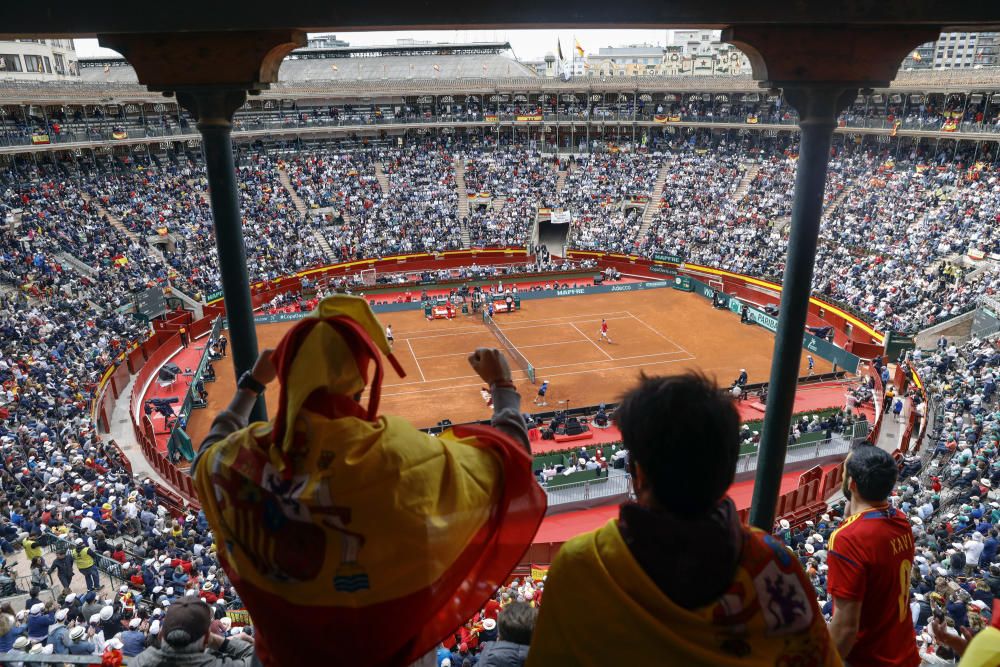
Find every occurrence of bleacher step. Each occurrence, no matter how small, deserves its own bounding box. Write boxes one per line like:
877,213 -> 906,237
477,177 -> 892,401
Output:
637,162 -> 672,239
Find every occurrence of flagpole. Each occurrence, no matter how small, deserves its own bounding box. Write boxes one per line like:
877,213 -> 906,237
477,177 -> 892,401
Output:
572,34 -> 576,79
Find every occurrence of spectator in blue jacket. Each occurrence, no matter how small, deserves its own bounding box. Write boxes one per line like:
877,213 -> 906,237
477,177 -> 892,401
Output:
983,529 -> 999,565
0,605 -> 26,652
25,602 -> 55,642
118,616 -> 148,657
46,609 -> 71,654
67,624 -> 96,655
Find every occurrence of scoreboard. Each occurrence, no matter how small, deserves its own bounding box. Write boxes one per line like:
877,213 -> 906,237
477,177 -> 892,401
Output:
135,286 -> 167,320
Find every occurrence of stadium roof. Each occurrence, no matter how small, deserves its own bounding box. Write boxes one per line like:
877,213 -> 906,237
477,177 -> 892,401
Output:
2,1 -> 1000,36
78,46 -> 536,85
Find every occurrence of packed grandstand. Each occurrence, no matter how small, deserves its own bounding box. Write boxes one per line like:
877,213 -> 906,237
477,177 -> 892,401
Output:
3,41 -> 1000,665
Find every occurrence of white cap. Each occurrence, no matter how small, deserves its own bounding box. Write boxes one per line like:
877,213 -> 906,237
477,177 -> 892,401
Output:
100,606 -> 114,621
779,519 -> 790,530
55,609 -> 68,621
70,626 -> 86,640
30,603 -> 43,614
129,617 -> 142,629
149,619 -> 161,635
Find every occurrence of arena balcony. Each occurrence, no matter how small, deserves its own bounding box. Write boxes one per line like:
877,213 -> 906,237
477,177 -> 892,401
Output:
4,69 -> 1000,155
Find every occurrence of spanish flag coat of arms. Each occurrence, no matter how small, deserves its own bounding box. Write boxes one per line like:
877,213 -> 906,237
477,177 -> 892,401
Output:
193,296 -> 546,666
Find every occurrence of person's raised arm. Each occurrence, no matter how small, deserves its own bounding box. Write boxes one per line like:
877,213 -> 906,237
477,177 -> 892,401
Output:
199,350 -> 276,452
468,348 -> 530,453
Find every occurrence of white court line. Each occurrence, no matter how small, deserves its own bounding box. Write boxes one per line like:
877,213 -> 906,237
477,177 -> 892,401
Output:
625,310 -> 689,355
416,336 -> 591,359
406,338 -> 426,382
379,354 -> 697,398
383,348 -> 692,388
398,314 -> 634,342
569,322 -> 614,361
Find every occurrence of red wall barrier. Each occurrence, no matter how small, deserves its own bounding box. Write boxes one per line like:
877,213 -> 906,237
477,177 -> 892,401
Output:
127,346 -> 146,374
847,340 -> 883,359
109,362 -> 130,400
189,315 -> 215,340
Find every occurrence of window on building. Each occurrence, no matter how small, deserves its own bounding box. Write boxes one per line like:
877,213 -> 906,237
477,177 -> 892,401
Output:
54,53 -> 65,75
42,56 -> 51,73
0,54 -> 22,72
23,55 -> 44,73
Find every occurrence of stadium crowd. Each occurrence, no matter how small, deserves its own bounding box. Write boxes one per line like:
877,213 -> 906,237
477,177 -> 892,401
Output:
5,133 -> 1000,663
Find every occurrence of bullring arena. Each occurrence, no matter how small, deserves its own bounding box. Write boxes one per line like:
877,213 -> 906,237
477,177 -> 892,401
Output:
4,12 -> 989,661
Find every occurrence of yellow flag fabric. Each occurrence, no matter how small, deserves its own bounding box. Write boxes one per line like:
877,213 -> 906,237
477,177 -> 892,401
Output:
527,519 -> 842,667
193,295 -> 546,667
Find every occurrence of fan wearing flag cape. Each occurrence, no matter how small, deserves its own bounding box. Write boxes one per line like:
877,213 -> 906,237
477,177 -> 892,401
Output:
193,295 -> 546,667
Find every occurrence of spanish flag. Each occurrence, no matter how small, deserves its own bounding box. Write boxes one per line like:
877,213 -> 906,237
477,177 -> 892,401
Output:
575,39 -> 585,58
113,255 -> 128,266
527,519 -> 840,667
194,296 -> 545,667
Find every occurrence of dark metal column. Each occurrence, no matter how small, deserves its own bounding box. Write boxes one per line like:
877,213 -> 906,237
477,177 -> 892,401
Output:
749,86 -> 855,529
176,89 -> 266,423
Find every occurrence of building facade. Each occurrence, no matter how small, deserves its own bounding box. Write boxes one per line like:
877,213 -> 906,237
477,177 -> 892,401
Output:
0,39 -> 80,80
902,32 -> 999,69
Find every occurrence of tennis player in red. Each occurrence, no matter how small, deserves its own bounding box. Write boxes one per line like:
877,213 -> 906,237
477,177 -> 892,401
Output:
827,445 -> 919,667
599,318 -> 613,343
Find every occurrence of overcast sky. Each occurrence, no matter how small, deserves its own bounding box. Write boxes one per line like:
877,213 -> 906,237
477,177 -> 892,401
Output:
74,29 -> 681,62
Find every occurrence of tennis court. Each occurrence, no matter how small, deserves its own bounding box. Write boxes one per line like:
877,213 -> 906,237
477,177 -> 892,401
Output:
185,288 -> 830,436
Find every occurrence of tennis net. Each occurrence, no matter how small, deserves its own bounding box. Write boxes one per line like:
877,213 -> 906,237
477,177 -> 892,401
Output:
482,313 -> 536,384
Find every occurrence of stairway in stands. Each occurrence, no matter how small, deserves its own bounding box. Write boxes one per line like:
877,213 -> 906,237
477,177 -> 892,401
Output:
554,164 -> 569,197
637,162 -> 672,240
276,167 -> 309,218
374,162 -> 391,193
454,156 -> 471,247
733,163 -> 762,200
822,182 -> 856,218
277,166 -> 335,261
83,192 -> 141,244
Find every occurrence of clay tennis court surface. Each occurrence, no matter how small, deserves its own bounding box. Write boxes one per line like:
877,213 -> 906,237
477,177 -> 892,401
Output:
185,289 -> 829,440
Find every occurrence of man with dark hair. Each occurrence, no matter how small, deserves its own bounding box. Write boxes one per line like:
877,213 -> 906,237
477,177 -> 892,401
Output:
528,373 -> 839,665
130,596 -> 254,666
477,601 -> 536,667
827,445 -> 919,667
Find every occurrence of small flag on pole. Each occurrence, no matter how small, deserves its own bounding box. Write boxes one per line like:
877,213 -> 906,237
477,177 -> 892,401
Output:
433,64 -> 440,72
575,39 -> 585,58
557,38 -> 564,61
